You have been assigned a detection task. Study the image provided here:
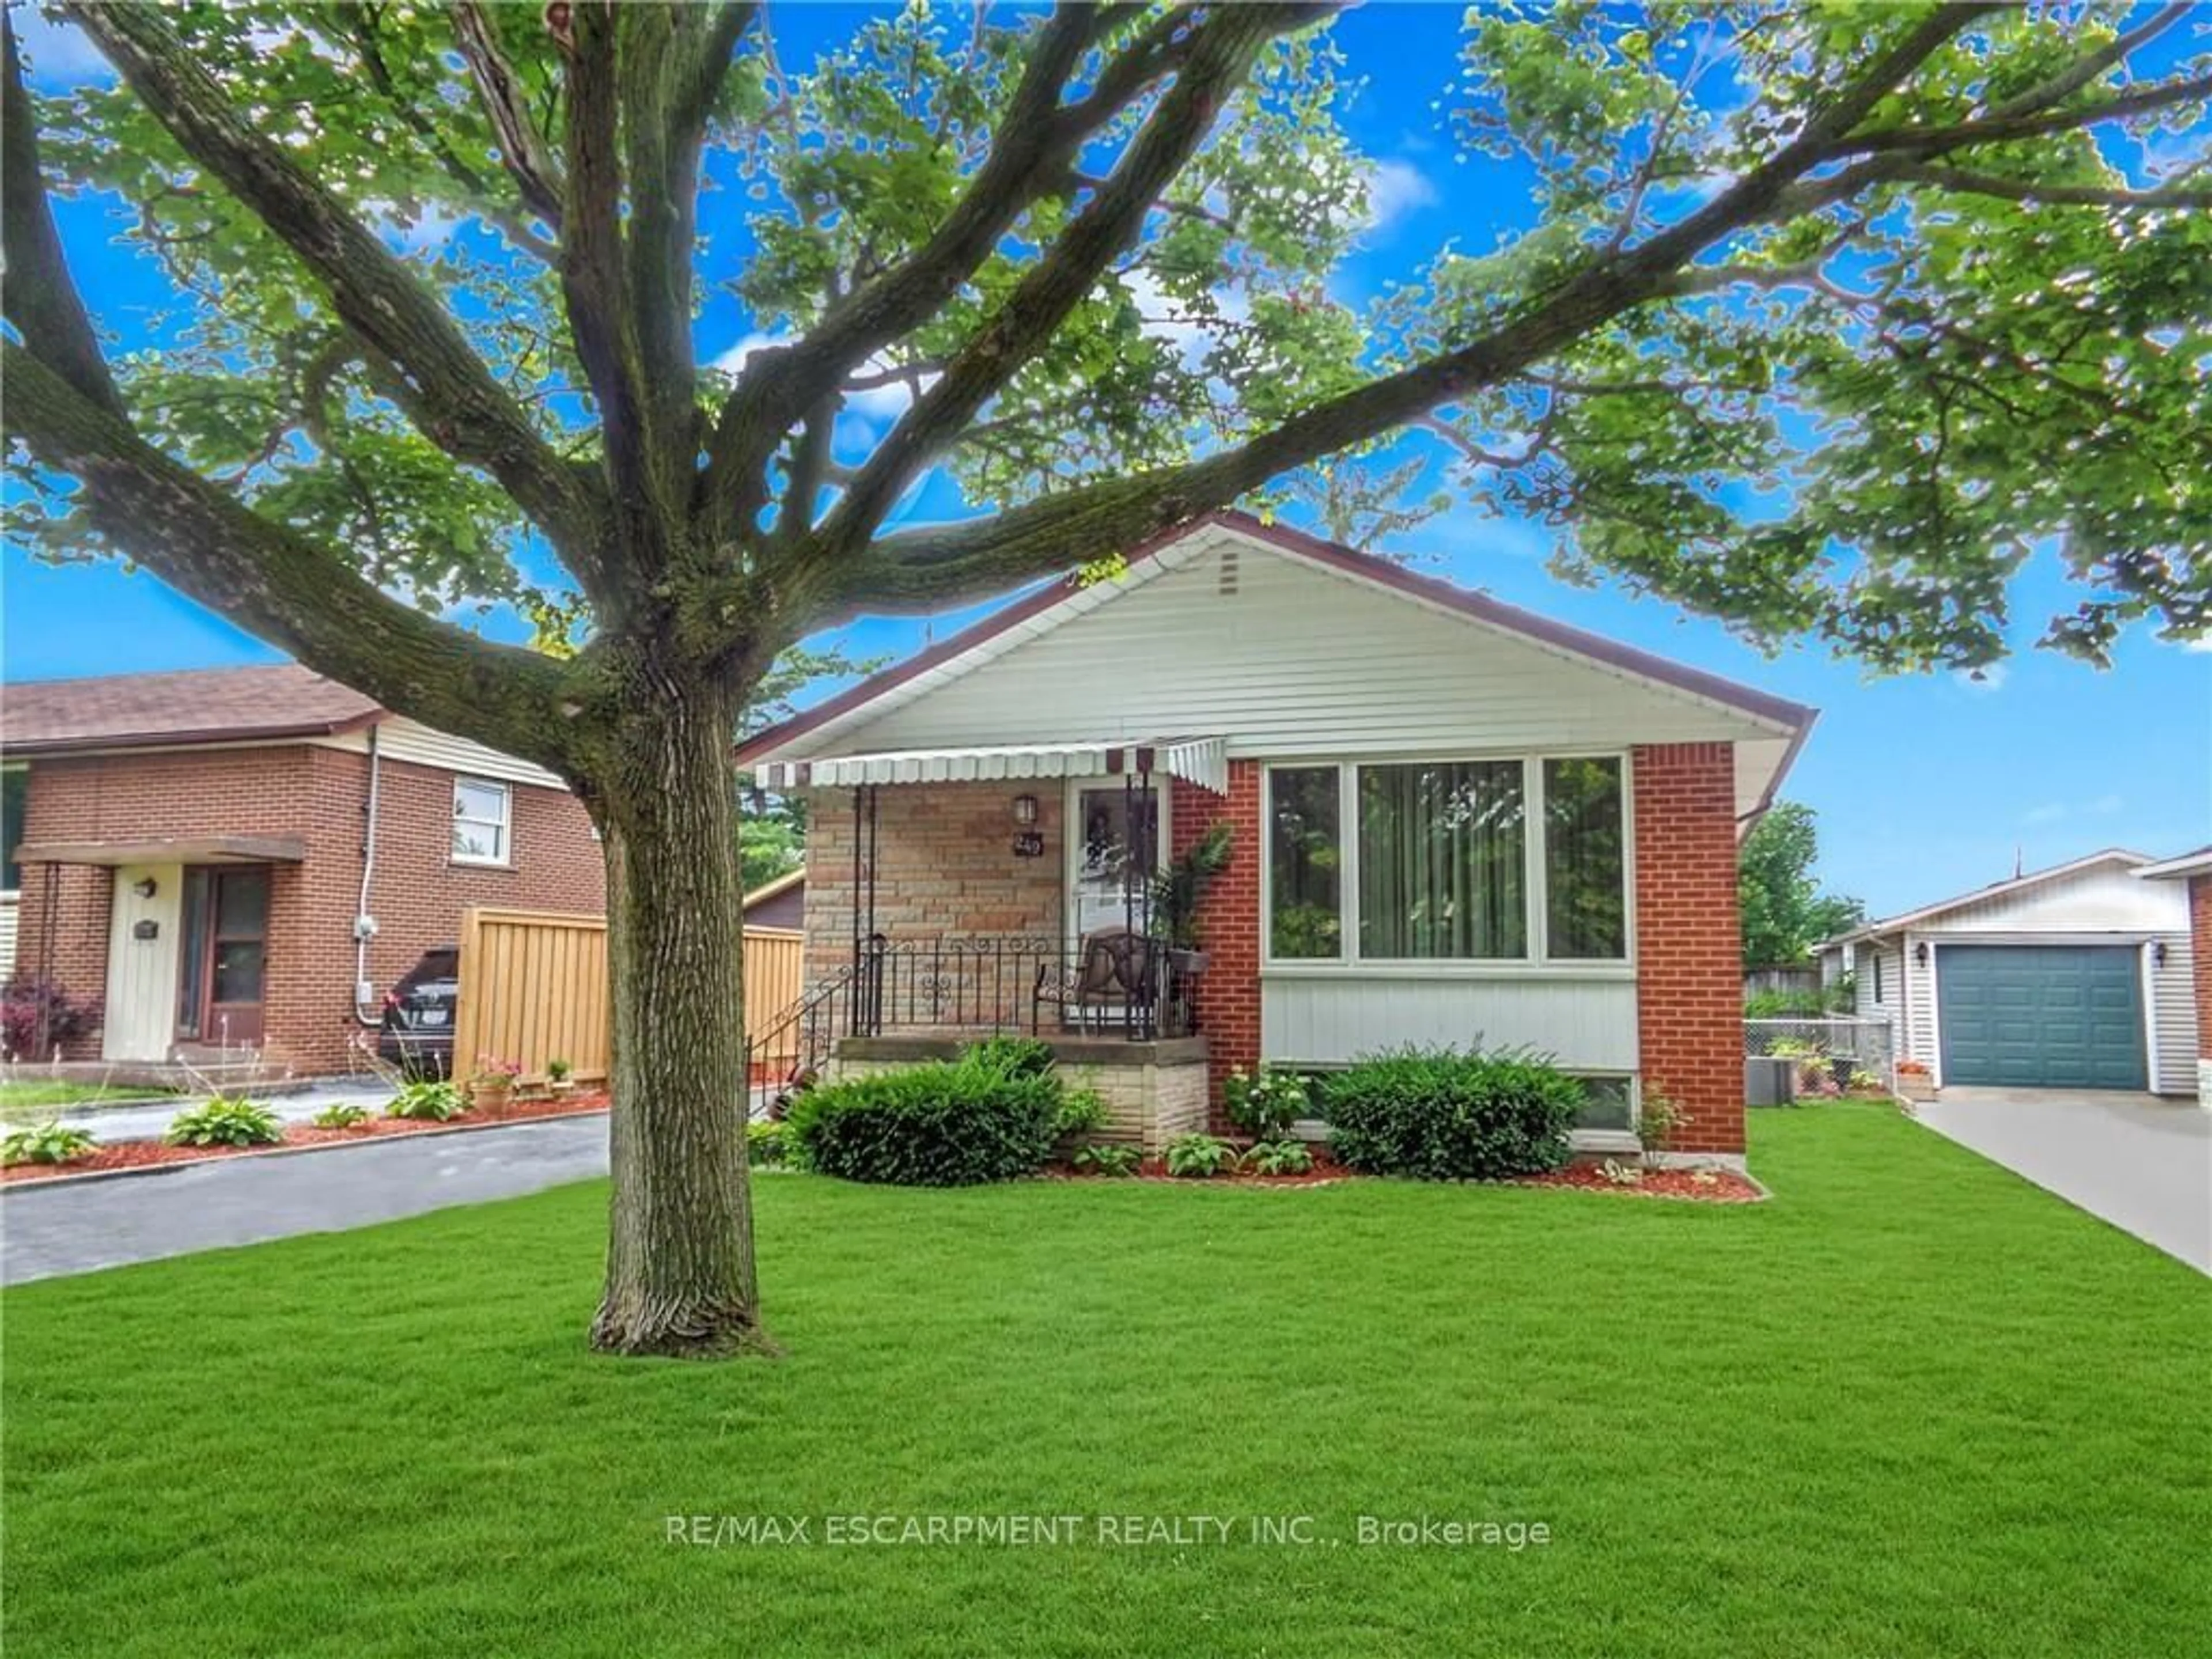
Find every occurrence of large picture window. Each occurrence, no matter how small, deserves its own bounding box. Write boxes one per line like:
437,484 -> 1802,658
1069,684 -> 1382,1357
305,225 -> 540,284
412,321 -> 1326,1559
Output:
1543,757 -> 1626,959
1268,767 -> 1342,959
1263,754 -> 1630,966
1358,761 -> 1526,960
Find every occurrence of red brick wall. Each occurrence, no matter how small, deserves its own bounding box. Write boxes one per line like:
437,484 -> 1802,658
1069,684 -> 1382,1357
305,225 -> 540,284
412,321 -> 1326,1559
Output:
1175,763 -> 1259,1126
1631,743 -> 1744,1154
11,741 -> 604,1074
2191,874 -> 2212,1062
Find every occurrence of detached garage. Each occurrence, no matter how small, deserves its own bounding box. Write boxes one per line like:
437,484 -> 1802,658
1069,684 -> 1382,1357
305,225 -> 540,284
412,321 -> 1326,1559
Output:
1819,850 -> 2198,1096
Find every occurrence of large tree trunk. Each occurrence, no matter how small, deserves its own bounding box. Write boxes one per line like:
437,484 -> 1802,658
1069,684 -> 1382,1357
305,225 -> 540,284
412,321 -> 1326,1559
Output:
588,666 -> 770,1357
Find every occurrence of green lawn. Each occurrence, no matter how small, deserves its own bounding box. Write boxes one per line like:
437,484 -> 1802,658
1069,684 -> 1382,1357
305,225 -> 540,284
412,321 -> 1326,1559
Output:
5,1105 -> 2208,1658
0,1080 -> 180,1113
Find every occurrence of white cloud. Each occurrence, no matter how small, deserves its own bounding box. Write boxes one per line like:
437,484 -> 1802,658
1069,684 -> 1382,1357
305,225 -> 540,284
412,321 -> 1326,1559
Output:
2089,793 -> 2124,816
1119,268 -> 1252,368
2022,794 -> 2124,827
2023,803 -> 2067,825
1362,158 -> 1438,230
2184,635 -> 2212,653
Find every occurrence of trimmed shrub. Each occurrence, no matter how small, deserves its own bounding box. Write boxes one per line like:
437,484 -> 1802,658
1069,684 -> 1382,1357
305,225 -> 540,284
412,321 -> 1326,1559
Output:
386,1080 -> 467,1122
747,1118 -> 790,1168
1323,1047 -> 1581,1180
788,1056 -> 1063,1187
0,977 -> 101,1059
2,1119 -> 97,1166
964,1035 -> 1057,1080
165,1096 -> 284,1149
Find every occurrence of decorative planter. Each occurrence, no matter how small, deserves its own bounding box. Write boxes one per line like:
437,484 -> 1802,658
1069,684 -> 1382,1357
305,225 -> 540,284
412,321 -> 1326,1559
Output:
472,1080 -> 515,1112
1894,1072 -> 1937,1105
1167,948 -> 1210,975
547,1078 -> 574,1099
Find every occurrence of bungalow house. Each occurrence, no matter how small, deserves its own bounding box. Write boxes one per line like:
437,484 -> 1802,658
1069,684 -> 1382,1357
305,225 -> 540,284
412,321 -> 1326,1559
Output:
739,512 -> 1817,1164
1,665 -> 604,1077
1816,849 -> 2198,1096
2134,847 -> 2212,1106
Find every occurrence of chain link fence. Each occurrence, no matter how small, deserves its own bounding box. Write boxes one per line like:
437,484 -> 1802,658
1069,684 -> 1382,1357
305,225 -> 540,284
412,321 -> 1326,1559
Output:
1745,1017 -> 1896,1097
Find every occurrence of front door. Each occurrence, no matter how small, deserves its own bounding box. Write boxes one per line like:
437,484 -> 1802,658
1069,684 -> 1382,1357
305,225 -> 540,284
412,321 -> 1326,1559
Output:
1068,782 -> 1161,942
176,866 -> 271,1050
101,863 -> 184,1062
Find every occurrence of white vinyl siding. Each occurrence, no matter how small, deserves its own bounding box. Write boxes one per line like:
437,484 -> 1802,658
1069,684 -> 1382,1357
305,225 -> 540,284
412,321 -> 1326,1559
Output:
806,529 -> 1788,814
452,777 -> 512,866
1263,975 -> 1639,1072
2148,932 -> 2196,1095
0,893 -> 16,978
369,717 -> 566,791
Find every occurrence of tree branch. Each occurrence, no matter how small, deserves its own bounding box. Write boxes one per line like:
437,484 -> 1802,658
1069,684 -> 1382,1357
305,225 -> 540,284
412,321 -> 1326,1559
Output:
447,0 -> 567,230
816,3 -> 1995,621
68,1 -> 609,585
1,16 -> 122,420
701,2 -> 1253,540
338,2 -> 559,261
5,346 -> 581,775
1878,161 -> 2212,211
816,3 -> 1334,559
1835,68 -> 2212,160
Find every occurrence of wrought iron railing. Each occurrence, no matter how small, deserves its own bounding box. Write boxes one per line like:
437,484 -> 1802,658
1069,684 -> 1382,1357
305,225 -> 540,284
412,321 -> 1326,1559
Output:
745,933 -> 1196,1103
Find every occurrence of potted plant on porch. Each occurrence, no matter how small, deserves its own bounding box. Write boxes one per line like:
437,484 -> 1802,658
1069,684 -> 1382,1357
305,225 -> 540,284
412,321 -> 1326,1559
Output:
1149,823 -> 1233,975
546,1057 -> 574,1098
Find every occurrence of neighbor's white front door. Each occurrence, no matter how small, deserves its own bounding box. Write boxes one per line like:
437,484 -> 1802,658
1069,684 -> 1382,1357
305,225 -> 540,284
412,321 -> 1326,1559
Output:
101,862 -> 183,1063
1066,781 -> 1162,942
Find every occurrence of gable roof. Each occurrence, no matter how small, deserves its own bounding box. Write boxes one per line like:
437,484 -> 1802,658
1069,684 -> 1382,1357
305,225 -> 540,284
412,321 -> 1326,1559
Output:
2136,846 -> 2212,882
740,511 -> 1816,771
1,665 -> 383,757
743,867 -> 807,910
1820,848 -> 2159,949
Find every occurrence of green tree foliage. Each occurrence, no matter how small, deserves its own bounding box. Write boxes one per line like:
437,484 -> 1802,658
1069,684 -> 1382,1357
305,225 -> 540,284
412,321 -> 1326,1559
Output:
1740,801 -> 1867,967
5,2 -> 2205,1353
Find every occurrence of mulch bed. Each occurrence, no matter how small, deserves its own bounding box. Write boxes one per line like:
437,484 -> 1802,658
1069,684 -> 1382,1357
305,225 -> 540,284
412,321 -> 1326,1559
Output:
1052,1152 -> 1761,1201
0,1090 -> 611,1187
1513,1164 -> 1764,1203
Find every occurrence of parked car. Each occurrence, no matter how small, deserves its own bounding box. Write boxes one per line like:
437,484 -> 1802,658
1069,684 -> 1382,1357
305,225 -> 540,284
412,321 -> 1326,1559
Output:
378,945 -> 460,1078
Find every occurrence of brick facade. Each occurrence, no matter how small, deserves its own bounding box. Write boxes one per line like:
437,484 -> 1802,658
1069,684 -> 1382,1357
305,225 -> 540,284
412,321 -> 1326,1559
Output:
1173,765 -> 1259,1127
1630,743 -> 1745,1154
11,740 -> 603,1074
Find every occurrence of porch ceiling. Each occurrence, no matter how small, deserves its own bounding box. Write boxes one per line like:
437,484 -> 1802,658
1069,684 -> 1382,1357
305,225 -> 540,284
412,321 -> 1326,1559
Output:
756,736 -> 1228,795
14,835 -> 308,867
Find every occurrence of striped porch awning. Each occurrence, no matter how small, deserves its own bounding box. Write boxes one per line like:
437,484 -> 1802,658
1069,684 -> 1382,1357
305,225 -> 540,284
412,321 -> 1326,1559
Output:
753,736 -> 1227,795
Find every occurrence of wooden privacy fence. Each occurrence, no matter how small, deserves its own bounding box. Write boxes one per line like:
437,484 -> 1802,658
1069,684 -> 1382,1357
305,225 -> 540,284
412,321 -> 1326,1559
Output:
451,906 -> 806,1085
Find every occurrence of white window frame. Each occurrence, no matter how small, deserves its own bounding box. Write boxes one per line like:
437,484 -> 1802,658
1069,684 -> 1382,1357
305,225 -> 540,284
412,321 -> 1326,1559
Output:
452,775 -> 512,867
1,762 -> 25,898
1260,749 -> 1635,975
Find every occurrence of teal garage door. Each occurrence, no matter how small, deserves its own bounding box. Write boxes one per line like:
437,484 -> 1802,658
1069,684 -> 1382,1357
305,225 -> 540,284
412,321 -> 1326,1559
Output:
1936,945 -> 2146,1090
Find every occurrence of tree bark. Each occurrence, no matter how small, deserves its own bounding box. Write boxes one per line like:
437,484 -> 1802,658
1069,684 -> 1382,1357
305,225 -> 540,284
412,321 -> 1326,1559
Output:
588,664 -> 770,1358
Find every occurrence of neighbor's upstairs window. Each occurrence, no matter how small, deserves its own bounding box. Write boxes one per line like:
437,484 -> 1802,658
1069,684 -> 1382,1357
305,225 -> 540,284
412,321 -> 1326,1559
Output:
452,776 -> 512,865
1269,767 -> 1342,959
1542,757 -> 1626,960
1358,761 -> 1527,959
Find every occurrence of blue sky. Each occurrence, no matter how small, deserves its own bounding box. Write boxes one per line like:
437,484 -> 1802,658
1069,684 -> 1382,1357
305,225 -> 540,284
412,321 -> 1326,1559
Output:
4,3 -> 2207,917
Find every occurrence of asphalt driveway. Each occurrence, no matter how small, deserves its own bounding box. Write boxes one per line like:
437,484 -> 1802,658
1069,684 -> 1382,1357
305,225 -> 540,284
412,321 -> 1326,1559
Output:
0,1115 -> 609,1286
1916,1088 -> 2212,1274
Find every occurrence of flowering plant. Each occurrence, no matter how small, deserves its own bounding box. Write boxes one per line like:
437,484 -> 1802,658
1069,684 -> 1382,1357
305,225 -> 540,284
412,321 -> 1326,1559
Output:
471,1055 -> 523,1086
1223,1066 -> 1313,1141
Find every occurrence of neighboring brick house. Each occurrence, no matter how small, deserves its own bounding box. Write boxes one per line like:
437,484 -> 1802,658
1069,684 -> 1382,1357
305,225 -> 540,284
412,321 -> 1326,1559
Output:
2136,847 -> 2212,1107
1,665 -> 604,1076
741,513 -> 1817,1164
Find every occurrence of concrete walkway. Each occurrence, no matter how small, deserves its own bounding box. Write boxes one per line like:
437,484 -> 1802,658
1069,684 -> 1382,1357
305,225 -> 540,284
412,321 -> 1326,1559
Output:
0,1115 -> 608,1286
1916,1088 -> 2212,1275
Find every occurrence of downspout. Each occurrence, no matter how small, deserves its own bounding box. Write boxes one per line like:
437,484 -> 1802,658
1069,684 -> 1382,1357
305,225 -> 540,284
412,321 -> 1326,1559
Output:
352,725 -> 383,1027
